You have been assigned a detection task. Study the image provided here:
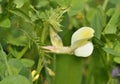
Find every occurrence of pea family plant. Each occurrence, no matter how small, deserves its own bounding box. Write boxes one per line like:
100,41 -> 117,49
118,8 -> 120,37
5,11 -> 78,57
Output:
0,0 -> 120,84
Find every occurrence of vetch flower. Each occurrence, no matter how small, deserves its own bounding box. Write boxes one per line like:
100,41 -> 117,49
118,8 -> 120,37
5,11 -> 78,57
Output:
71,27 -> 94,57
112,67 -> 120,78
46,67 -> 55,76
43,27 -> 94,57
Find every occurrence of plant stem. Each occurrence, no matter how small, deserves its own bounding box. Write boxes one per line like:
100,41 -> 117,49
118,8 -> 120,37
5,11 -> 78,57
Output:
35,22 -> 48,84
52,54 -> 56,84
103,36 -> 114,84
102,0 -> 109,11
37,22 -> 48,72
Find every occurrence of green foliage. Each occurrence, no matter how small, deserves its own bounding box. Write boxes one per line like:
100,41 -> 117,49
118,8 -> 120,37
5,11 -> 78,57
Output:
0,75 -> 32,84
114,57 -> 120,64
52,0 -> 88,16
0,18 -> 11,28
0,0 -> 120,84
21,58 -> 34,68
13,0 -> 27,8
0,45 -> 33,82
103,6 -> 120,34
103,48 -> 120,57
54,55 -> 83,84
9,9 -> 31,23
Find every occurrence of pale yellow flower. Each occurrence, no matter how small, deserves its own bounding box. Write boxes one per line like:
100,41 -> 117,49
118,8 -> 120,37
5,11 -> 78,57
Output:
43,27 -> 94,57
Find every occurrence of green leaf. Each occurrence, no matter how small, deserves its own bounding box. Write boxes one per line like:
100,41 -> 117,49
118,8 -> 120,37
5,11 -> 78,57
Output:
103,6 -> 120,34
106,8 -> 115,17
0,75 -> 32,84
51,0 -> 88,16
35,0 -> 49,8
8,59 -> 23,74
54,55 -> 83,84
109,0 -> 120,4
91,14 -> 103,39
114,57 -> 120,64
86,8 -> 97,23
0,61 -> 6,78
7,34 -> 28,46
14,0 -> 27,8
28,11 -> 38,22
92,37 -> 104,47
0,0 -> 2,2
20,58 -> 34,68
69,0 -> 88,16
19,67 -> 32,81
0,45 -> 12,76
9,9 -> 31,22
8,58 -> 32,80
0,48 -> 6,78
0,18 -> 11,28
104,34 -> 120,42
114,42 -> 120,53
6,25 -> 29,46
103,48 -> 120,56
91,7 -> 106,39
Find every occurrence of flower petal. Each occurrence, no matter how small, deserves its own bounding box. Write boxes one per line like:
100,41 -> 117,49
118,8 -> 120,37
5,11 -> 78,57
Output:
71,27 -> 94,45
74,42 -> 93,57
42,46 -> 73,54
50,28 -> 63,47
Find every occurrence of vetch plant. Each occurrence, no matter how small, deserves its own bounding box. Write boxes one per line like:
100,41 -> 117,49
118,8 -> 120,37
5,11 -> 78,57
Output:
1,0 -> 119,84
43,27 -> 94,57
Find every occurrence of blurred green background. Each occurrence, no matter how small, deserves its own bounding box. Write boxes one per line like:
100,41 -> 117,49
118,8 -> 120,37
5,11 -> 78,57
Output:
0,0 -> 120,84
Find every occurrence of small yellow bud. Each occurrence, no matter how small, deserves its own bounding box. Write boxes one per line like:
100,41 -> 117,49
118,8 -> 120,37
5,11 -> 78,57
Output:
31,70 -> 39,82
46,67 -> 55,76
31,70 -> 37,78
32,74 -> 39,82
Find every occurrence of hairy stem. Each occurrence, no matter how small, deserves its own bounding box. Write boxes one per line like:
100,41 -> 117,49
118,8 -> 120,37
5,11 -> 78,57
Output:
35,22 -> 48,84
